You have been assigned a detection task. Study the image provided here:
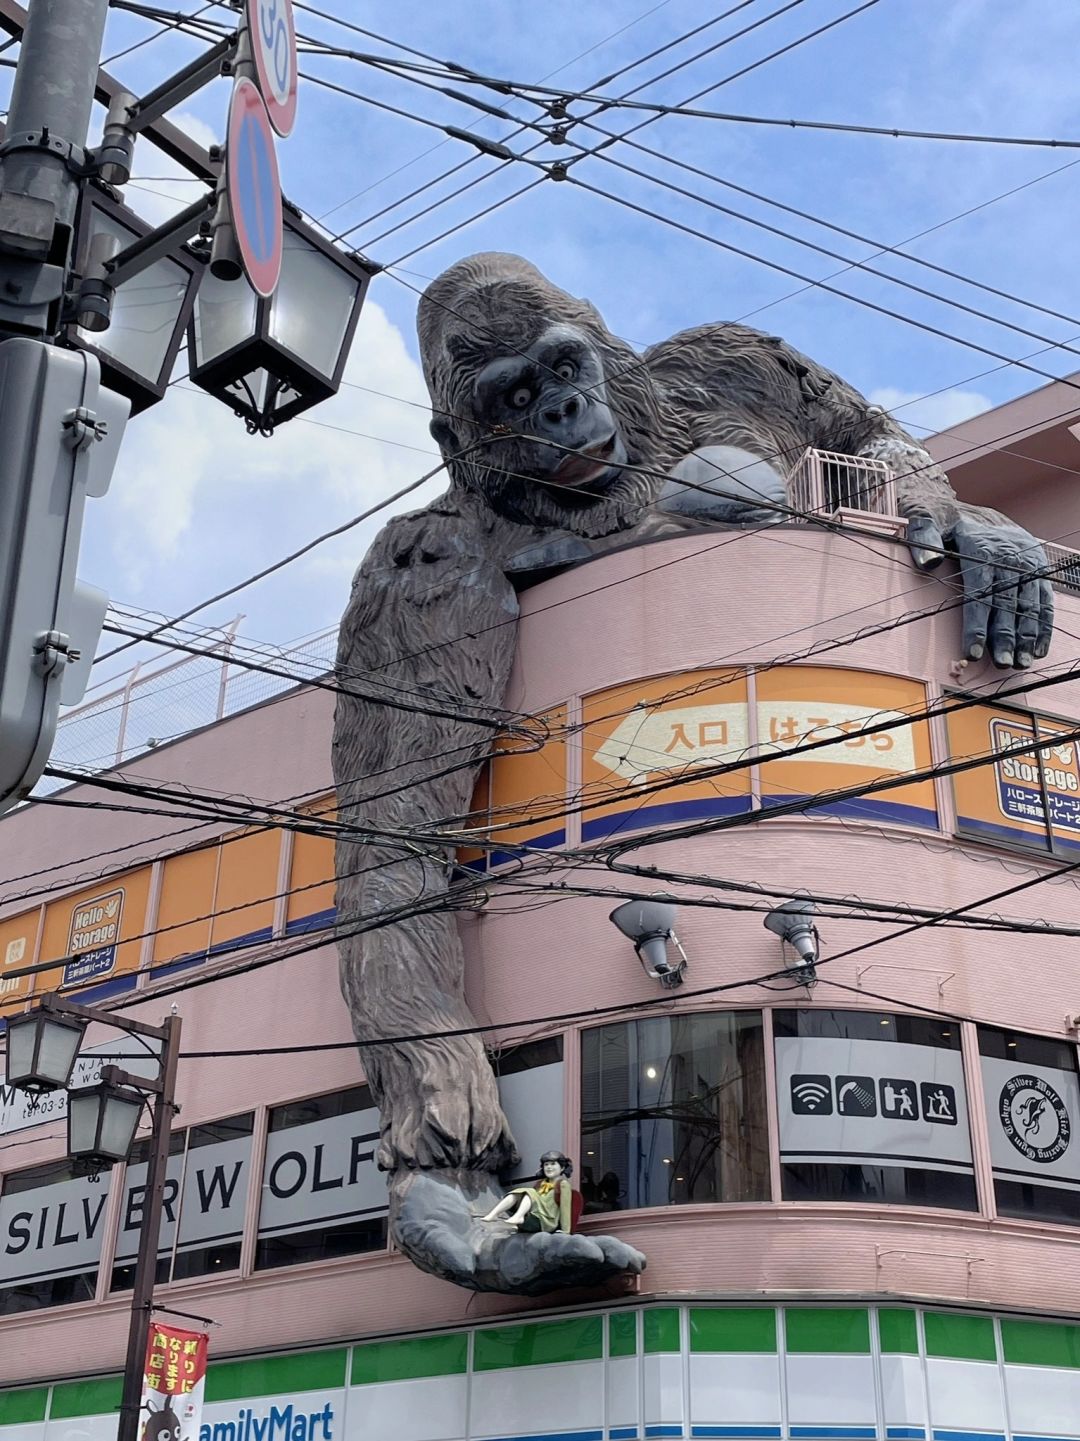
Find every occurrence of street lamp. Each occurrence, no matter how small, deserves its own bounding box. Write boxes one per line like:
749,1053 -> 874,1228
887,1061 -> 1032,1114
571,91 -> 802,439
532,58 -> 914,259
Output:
68,1080 -> 145,1171
188,210 -> 374,435
4,992 -> 180,1441
4,1005 -> 86,1093
66,186 -> 202,415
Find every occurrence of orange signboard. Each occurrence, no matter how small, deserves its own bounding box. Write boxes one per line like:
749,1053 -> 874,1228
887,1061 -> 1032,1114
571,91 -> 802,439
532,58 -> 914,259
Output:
287,797 -> 336,932
947,702 -> 1080,852
0,910 -> 39,1013
580,669 -> 752,843
42,868 -> 152,993
461,707 -> 568,869
756,666 -> 937,829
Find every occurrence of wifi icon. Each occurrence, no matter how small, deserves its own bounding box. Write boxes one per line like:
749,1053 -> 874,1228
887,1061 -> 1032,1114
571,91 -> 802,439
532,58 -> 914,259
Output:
791,1074 -> 834,1115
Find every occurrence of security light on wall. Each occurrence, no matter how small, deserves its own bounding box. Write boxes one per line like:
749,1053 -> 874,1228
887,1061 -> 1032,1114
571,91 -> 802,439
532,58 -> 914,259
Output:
609,896 -> 687,989
763,897 -> 820,983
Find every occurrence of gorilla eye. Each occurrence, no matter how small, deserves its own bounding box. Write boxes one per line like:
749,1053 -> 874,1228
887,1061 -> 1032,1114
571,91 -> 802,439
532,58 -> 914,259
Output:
555,360 -> 576,381
509,385 -> 533,409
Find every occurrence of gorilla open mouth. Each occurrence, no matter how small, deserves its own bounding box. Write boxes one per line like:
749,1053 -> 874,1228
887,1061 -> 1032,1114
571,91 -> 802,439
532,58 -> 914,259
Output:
549,434 -> 623,490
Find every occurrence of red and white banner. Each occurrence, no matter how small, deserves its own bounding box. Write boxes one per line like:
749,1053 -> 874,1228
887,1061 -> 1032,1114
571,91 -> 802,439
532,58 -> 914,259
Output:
141,1322 -> 209,1441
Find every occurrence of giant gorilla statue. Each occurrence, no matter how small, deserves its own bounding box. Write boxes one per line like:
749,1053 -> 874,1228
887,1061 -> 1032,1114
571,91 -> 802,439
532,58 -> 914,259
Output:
333,253 -> 1052,1295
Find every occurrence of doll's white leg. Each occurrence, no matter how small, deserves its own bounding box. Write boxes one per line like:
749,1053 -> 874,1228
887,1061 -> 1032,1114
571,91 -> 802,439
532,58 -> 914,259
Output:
481,1195 -> 518,1223
507,1194 -> 532,1227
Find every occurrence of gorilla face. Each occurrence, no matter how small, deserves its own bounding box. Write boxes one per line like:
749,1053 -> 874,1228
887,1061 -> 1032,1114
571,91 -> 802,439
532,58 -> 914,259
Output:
420,253 -> 675,537
468,324 -> 629,500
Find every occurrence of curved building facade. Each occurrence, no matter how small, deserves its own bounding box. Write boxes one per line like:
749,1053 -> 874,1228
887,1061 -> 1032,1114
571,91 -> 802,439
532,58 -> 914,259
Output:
2,382 -> 1080,1441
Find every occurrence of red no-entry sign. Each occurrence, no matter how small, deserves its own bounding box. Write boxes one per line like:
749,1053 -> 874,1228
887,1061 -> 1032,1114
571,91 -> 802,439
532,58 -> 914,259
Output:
248,0 -> 298,138
227,78 -> 283,297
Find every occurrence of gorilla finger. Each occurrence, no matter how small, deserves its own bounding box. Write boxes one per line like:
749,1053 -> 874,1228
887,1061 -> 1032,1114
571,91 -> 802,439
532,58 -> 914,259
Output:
1013,576 -> 1041,667
906,514 -> 945,570
956,552 -> 994,661
1035,578 -> 1055,658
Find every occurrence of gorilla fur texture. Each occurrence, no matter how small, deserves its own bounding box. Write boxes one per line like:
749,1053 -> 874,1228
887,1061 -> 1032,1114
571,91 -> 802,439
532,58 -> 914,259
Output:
334,253 -> 1052,1294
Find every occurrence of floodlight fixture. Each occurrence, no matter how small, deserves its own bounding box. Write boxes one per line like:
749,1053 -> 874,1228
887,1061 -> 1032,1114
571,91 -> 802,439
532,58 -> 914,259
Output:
609,895 -> 687,989
763,897 -> 820,982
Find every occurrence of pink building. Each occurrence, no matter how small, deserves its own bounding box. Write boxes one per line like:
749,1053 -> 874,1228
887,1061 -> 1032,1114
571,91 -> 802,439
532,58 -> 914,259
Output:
2,386 -> 1080,1441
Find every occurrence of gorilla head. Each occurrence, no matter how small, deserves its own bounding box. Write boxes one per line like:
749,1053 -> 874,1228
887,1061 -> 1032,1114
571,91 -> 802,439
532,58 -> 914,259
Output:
418,253 -> 683,536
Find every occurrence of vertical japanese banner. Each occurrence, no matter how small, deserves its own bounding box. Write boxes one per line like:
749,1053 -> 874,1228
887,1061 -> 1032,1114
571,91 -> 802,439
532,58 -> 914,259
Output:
141,1321 -> 209,1441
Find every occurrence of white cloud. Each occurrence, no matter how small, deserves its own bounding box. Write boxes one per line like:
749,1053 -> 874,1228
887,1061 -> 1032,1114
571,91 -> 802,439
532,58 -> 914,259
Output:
868,386 -> 993,438
81,296 -> 440,634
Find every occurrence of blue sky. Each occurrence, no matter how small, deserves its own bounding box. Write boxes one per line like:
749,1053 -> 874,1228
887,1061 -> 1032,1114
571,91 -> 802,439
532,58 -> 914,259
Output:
6,0 -> 1080,695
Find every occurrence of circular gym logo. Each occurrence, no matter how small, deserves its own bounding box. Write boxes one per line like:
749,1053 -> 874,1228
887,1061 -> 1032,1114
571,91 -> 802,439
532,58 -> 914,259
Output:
999,1074 -> 1071,1164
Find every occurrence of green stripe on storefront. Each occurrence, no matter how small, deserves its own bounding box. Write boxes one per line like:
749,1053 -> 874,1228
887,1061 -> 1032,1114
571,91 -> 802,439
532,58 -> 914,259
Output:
49,1376 -> 122,1421
609,1312 -> 638,1358
1001,1319 -> 1080,1368
0,1388 -> 48,1426
643,1309 -> 681,1354
923,1314 -> 995,1362
878,1309 -> 919,1355
352,1333 -> 468,1384
786,1309 -> 870,1354
690,1309 -> 777,1353
206,1349 -> 348,1403
473,1317 -> 602,1371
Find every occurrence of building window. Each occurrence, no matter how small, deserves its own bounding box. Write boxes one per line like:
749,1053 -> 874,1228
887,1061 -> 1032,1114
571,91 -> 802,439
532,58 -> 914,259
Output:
255,1085 -> 387,1270
978,1025 -> 1080,1226
0,1159 -> 105,1314
580,1011 -> 769,1212
492,1036 -> 564,1184
112,1112 -> 254,1290
774,1009 -> 977,1211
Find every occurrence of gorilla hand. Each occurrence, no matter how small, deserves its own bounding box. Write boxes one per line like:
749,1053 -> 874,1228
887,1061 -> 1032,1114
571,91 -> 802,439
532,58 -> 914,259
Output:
658,445 -> 788,526
907,509 -> 1054,669
391,1169 -> 646,1296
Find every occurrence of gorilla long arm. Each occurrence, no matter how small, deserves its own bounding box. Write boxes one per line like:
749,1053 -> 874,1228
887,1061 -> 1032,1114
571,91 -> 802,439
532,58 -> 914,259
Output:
332,492 -> 646,1292
647,323 -> 1054,669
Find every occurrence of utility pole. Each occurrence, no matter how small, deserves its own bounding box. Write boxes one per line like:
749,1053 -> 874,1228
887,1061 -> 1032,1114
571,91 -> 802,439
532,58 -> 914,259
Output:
0,0 -> 127,812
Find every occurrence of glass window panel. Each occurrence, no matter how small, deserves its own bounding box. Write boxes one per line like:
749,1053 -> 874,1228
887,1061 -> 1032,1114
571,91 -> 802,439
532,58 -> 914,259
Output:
211,830 -> 281,951
287,798 -> 336,932
152,847 -> 218,967
0,1160 -> 106,1313
774,1009 -> 977,1211
978,1025 -> 1080,1226
112,1113 -> 254,1290
493,1036 -> 564,1184
256,1085 -> 387,1270
580,1011 -> 769,1212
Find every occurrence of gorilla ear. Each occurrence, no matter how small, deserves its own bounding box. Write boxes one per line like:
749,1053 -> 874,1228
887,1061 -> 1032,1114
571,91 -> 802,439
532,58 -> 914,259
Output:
429,416 -> 459,453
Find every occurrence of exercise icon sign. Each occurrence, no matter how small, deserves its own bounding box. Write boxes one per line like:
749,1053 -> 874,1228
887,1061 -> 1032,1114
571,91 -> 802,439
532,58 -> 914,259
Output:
226,78 -> 283,298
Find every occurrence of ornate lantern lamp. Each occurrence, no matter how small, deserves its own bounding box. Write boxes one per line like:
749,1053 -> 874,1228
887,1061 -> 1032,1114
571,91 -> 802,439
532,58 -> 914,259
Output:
66,185 -> 202,415
187,208 -> 374,435
68,1081 -> 144,1170
4,1006 -> 87,1094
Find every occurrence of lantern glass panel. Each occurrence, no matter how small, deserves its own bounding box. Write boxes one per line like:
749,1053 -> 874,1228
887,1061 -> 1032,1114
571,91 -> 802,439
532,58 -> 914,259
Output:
268,230 -> 359,381
99,1089 -> 142,1161
68,1086 -> 103,1156
6,1012 -> 85,1092
192,267 -> 259,366
76,210 -> 190,384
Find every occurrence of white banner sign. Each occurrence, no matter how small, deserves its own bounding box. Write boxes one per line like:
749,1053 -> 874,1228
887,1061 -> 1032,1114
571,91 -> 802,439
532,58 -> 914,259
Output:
115,1132 -> 254,1264
258,1105 -> 384,1240
981,1054 -> 1080,1190
775,1034 -> 973,1173
0,1168 -> 110,1284
0,1037 -> 160,1137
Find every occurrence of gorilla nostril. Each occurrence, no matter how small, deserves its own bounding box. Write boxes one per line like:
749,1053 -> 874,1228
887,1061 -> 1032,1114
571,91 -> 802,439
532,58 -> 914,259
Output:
542,408 -> 561,426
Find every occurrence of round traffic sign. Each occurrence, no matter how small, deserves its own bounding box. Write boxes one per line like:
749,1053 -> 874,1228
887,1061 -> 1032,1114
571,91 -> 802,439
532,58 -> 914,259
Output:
248,0 -> 298,138
227,78 -> 283,298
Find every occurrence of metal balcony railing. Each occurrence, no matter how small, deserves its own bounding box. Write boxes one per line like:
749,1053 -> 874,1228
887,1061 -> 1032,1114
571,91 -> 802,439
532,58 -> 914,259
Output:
787,447 -> 897,520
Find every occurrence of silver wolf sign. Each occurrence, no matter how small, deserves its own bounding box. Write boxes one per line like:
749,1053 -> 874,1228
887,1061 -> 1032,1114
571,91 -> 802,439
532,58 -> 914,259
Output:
332,253 -> 1052,1295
